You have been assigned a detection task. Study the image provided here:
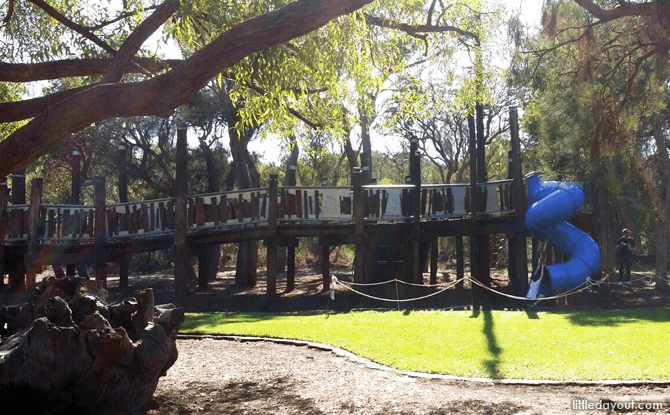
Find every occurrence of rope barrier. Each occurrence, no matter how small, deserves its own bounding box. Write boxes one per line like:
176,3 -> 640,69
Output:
331,276 -> 466,303
329,268 -> 662,306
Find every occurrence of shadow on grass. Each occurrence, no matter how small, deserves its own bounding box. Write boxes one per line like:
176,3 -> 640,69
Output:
563,307 -> 670,327
470,309 -> 502,379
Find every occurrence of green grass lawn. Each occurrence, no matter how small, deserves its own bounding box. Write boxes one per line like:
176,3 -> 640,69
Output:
181,307 -> 670,381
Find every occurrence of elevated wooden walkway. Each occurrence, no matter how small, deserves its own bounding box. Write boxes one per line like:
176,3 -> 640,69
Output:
0,170 -> 593,298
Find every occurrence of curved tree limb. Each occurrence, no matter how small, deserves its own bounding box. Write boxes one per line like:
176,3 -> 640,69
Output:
104,0 -> 180,83
0,58 -> 182,83
0,0 -> 374,178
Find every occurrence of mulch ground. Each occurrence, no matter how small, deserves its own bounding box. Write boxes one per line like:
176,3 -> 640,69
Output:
99,266 -> 670,415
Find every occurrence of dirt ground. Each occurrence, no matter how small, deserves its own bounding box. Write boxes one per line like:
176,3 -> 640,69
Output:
98,265 -> 670,415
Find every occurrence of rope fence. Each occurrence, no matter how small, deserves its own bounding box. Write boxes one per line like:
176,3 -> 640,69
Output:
328,272 -> 668,306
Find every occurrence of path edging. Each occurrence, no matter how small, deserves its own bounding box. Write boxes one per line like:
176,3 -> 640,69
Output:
177,334 -> 670,387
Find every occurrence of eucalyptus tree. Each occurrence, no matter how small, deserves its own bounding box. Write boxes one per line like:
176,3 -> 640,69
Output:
520,0 -> 670,284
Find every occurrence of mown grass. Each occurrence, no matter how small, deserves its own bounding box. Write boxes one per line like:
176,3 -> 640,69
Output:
181,307 -> 670,381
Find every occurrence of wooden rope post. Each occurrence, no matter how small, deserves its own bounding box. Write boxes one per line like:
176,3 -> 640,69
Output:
508,105 -> 529,297
467,115 -> 481,307
266,174 -> 279,297
410,138 -> 422,284
94,176 -> 107,288
352,168 -> 365,283
319,177 -> 330,292
430,237 -> 438,285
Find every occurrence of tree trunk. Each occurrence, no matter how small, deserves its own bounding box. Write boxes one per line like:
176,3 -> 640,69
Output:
228,124 -> 259,287
653,120 -> 670,291
0,278 -> 184,414
199,137 -> 222,282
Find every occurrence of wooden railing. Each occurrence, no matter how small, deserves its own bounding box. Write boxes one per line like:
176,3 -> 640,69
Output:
2,179 -> 542,243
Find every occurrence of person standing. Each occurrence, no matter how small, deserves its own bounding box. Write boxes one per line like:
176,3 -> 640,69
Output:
616,228 -> 637,283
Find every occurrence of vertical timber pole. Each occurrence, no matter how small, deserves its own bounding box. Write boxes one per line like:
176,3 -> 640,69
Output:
174,125 -> 190,295
0,179 -> 7,291
94,176 -> 107,288
320,179 -> 330,292
118,145 -> 130,290
475,102 -> 491,306
25,178 -> 43,289
456,235 -> 465,289
509,106 -> 528,297
468,115 -> 480,307
410,137 -> 422,284
266,174 -> 278,297
352,168 -> 365,283
67,150 -> 82,277
9,170 -> 26,291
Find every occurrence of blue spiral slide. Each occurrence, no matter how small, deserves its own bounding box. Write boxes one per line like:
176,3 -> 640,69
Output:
524,174 -> 601,298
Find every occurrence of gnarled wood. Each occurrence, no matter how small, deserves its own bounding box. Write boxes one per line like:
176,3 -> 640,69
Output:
0,277 -> 184,414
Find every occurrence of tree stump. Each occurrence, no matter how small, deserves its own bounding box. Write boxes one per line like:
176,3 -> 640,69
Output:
0,277 -> 184,414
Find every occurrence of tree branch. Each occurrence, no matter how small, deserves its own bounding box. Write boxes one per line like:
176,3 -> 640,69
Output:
0,58 -> 182,83
364,13 -> 480,45
573,0 -> 660,23
0,0 -> 374,178
87,5 -> 160,31
104,0 -> 180,82
27,0 -> 116,54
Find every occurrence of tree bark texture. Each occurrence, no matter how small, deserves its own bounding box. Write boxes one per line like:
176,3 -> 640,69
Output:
0,278 -> 184,414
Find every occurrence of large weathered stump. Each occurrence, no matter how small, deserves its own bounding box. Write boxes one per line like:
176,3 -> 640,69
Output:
0,277 -> 184,414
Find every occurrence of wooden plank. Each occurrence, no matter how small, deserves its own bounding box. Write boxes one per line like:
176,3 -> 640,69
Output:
149,202 -> 156,231
63,210 -> 71,237
315,190 -> 320,219
167,200 -> 174,229
260,193 -> 267,220
238,193 -> 244,223
47,209 -> 56,237
221,195 -> 228,223
196,197 -> 205,227
158,202 -> 166,230
296,189 -> 302,218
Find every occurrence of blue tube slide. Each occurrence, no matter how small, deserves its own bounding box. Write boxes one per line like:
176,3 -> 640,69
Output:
525,174 -> 601,298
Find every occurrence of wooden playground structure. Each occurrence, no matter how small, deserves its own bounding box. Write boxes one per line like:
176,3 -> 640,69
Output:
0,107 -> 590,305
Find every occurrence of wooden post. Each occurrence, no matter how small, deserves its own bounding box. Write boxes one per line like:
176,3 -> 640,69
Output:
456,235 -> 465,289
321,239 -> 330,292
71,150 -> 82,204
410,137 -> 422,284
467,115 -> 480,306
12,170 -> 26,205
118,145 -> 130,290
508,106 -> 528,297
286,238 -> 296,292
475,102 -> 491,305
174,125 -> 190,295
94,176 -> 107,288
24,178 -> 43,289
430,238 -> 438,285
66,151 -> 81,277
352,168 -> 365,283
0,179 -> 7,291
266,174 -> 278,297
